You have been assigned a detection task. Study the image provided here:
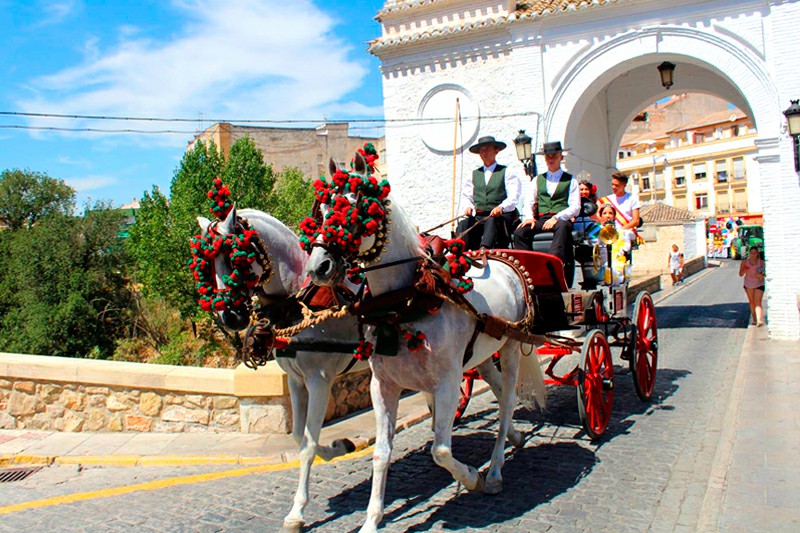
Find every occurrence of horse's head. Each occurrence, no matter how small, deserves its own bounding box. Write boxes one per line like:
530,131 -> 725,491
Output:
302,152 -> 390,286
193,205 -> 263,331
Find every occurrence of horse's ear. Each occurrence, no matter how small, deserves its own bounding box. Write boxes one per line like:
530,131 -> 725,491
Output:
219,204 -> 237,234
353,153 -> 367,175
197,216 -> 212,235
329,158 -> 338,176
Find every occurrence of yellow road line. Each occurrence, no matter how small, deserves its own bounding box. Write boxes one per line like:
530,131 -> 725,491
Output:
0,445 -> 374,515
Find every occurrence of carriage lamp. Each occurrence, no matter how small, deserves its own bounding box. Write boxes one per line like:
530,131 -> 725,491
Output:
514,129 -> 537,178
657,61 -> 676,90
783,100 -> 800,172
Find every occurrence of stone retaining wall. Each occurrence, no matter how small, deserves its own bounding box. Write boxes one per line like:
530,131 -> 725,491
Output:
0,353 -> 371,434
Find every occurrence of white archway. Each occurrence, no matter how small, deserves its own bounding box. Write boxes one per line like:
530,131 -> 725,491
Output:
543,25 -> 799,338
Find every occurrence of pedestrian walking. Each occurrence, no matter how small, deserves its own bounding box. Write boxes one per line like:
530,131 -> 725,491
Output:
668,244 -> 685,285
739,246 -> 765,326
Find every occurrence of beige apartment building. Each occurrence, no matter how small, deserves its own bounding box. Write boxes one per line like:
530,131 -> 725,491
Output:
616,94 -> 761,224
188,122 -> 386,181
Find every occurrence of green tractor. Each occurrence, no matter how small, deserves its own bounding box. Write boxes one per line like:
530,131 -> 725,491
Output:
731,225 -> 764,259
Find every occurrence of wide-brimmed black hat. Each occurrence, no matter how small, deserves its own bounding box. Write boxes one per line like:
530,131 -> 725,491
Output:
469,136 -> 507,154
536,141 -> 570,155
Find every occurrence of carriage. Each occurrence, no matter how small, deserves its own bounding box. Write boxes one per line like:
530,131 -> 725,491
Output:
454,245 -> 658,440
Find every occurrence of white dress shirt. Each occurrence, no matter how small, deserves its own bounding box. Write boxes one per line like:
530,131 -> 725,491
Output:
461,162 -> 521,213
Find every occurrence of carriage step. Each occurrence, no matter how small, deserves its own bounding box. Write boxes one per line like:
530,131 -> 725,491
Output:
603,378 -> 614,391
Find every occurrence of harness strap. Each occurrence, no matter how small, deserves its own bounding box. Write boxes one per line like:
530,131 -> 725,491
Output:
462,324 -> 483,367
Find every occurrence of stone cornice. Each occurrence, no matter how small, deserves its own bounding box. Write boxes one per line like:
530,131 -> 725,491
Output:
370,0 -> 625,56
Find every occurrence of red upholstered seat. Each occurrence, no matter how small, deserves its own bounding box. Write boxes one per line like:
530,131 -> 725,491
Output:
492,249 -> 568,293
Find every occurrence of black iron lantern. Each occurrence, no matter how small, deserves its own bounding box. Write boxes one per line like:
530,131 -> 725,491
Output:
513,129 -> 536,178
783,100 -> 800,171
657,61 -> 676,90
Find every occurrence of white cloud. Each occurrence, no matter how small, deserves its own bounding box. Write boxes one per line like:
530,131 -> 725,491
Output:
67,174 -> 116,191
35,0 -> 82,27
17,0 -> 378,143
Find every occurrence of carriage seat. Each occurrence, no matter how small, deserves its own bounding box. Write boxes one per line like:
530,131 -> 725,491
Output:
527,231 -> 583,253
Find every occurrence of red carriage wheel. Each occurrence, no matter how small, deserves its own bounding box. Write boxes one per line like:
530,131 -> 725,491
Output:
631,291 -> 658,401
577,329 -> 614,440
454,370 -> 477,423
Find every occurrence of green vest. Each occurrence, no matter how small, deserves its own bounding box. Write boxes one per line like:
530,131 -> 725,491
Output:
471,165 -> 507,212
536,172 -> 573,215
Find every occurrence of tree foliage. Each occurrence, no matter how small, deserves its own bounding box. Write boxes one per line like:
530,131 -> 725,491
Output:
266,166 -> 316,231
0,204 -> 132,358
0,169 -> 75,230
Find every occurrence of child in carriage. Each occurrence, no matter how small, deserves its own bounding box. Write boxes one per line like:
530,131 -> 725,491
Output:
597,204 -> 634,285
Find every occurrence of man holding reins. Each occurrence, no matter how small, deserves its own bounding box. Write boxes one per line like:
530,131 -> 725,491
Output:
456,135 -> 521,250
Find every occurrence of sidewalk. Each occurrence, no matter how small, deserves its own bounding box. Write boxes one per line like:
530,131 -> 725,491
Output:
701,322 -> 800,531
0,382 -> 437,468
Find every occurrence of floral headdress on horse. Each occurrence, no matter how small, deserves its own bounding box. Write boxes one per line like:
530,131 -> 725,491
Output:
189,178 -> 261,312
298,143 -> 391,264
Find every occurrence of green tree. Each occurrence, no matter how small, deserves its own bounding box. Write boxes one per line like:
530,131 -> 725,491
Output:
267,167 -> 316,231
0,169 -> 75,230
222,135 -> 274,212
0,205 -> 131,358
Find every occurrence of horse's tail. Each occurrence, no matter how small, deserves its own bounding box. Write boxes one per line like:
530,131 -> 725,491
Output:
517,343 -> 547,411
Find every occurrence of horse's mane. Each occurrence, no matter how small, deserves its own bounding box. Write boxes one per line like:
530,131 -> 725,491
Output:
383,195 -> 424,260
237,208 -> 307,289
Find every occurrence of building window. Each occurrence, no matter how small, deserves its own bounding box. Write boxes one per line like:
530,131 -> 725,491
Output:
715,160 -> 728,183
654,170 -> 664,190
732,125 -> 740,136
641,176 -> 650,191
695,193 -> 709,209
734,189 -> 748,212
618,151 -> 626,159
674,166 -> 686,187
733,157 -> 745,180
694,132 -> 705,144
693,162 -> 707,180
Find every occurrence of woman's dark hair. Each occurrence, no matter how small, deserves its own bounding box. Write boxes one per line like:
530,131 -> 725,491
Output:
579,179 -> 597,202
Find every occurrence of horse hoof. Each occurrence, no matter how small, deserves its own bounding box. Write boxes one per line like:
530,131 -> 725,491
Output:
483,477 -> 502,495
468,471 -> 485,493
282,520 -> 304,532
508,431 -> 527,449
332,438 -> 356,454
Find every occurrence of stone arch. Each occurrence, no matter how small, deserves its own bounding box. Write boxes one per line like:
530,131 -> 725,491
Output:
545,25 -> 780,149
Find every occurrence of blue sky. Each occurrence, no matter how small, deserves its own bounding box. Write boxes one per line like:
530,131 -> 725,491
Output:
0,0 -> 386,207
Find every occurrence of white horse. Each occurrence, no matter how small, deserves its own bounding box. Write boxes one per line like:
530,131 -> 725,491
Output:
197,207 -> 365,532
304,156 -> 547,533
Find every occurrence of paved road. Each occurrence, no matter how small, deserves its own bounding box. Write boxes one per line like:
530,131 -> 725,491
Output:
0,262 -> 750,532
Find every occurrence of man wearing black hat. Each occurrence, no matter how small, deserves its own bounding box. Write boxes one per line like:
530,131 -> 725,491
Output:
456,135 -> 521,250
513,141 -> 580,264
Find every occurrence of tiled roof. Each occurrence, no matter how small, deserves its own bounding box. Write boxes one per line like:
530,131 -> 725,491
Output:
514,0 -> 623,19
640,202 -> 696,223
666,108 -> 747,134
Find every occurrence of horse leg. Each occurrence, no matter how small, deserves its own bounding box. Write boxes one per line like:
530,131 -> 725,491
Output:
360,375 -> 402,533
283,377 -> 312,531
483,343 -> 520,495
431,376 -> 485,492
475,359 -> 525,448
